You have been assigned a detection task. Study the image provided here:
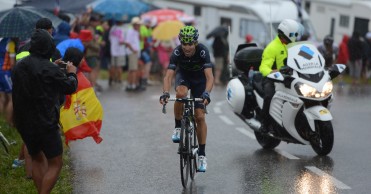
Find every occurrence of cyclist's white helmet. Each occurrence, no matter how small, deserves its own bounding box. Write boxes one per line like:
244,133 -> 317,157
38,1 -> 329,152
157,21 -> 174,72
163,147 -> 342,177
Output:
277,19 -> 304,43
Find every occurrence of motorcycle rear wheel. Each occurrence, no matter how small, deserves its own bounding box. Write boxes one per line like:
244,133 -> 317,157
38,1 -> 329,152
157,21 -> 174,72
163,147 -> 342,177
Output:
254,131 -> 281,149
310,121 -> 334,156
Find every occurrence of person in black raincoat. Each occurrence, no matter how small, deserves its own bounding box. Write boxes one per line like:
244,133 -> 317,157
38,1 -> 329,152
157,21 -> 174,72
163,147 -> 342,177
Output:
11,29 -> 78,194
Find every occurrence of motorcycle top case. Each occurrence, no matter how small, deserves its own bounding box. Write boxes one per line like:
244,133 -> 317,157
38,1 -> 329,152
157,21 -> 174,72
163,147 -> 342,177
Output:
233,43 -> 263,72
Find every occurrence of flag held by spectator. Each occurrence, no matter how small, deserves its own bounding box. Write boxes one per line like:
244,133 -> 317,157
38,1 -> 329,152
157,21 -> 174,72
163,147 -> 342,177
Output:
60,72 -> 103,145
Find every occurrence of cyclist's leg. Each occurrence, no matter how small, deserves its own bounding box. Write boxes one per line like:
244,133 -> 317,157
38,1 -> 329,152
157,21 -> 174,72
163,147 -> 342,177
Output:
190,77 -> 207,154
172,73 -> 190,142
194,108 -> 207,153
174,72 -> 190,122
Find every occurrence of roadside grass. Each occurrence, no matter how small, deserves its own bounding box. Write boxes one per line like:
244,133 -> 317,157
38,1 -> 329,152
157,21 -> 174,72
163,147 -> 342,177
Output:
0,116 -> 73,194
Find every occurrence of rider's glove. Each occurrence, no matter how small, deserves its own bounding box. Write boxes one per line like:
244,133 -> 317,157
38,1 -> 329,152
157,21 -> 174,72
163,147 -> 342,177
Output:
159,92 -> 170,103
201,91 -> 211,104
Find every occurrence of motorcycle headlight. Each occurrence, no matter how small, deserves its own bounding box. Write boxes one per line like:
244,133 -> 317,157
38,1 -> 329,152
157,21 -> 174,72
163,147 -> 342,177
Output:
322,81 -> 333,97
295,81 -> 333,98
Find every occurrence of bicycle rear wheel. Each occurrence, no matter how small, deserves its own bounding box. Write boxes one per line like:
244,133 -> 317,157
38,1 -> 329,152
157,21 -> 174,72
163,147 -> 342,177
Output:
179,120 -> 189,188
190,121 -> 198,179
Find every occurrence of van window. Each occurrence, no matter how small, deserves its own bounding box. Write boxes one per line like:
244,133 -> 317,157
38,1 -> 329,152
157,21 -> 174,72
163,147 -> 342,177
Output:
239,19 -> 267,43
194,6 -> 201,16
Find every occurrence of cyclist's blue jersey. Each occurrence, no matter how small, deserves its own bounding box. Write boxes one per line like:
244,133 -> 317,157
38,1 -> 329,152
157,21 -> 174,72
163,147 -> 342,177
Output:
168,43 -> 213,78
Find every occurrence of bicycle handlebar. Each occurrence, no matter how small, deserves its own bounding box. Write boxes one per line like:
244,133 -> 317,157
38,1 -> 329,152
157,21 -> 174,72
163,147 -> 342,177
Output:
162,98 -> 208,114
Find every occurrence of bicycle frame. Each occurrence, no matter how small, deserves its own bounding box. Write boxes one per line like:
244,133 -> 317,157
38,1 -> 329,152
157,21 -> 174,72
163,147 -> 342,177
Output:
162,97 -> 203,187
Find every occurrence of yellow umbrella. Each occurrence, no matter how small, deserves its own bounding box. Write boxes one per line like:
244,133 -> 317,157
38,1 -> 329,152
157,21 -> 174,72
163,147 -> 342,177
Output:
152,20 -> 184,41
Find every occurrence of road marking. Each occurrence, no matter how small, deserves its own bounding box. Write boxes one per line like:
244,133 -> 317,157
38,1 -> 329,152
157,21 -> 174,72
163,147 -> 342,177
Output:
213,107 -> 222,114
305,166 -> 351,190
275,149 -> 300,160
215,100 -> 225,106
235,127 -> 256,140
219,115 -> 234,125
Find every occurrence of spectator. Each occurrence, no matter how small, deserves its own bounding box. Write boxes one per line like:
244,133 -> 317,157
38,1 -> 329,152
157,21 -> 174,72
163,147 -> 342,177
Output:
317,35 -> 338,68
12,29 -> 78,194
109,20 -> 128,86
348,31 -> 364,87
79,29 -> 100,90
245,34 -> 253,43
365,32 -> 371,79
54,21 -> 71,45
124,17 -> 141,91
16,18 -> 62,62
154,38 -> 177,78
99,21 -> 112,81
337,34 -> 350,87
0,37 -> 17,125
86,16 -> 103,92
338,35 -> 350,65
207,26 -> 229,85
139,17 -> 154,89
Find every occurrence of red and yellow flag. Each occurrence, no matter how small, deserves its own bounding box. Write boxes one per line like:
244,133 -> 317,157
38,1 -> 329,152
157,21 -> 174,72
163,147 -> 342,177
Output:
60,72 -> 103,145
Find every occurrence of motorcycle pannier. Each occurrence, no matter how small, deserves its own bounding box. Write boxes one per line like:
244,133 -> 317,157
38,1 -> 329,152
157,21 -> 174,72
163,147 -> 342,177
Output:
233,44 -> 263,73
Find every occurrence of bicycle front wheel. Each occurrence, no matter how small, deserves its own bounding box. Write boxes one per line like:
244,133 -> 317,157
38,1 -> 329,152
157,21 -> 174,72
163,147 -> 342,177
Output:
190,121 -> 198,180
179,120 -> 189,188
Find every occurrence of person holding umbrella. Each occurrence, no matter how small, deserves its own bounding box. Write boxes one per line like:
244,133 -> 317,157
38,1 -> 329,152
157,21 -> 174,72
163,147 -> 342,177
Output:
206,25 -> 229,85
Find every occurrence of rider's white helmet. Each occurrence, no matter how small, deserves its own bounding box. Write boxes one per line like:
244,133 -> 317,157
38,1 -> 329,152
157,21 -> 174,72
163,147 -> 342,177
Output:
277,19 -> 304,43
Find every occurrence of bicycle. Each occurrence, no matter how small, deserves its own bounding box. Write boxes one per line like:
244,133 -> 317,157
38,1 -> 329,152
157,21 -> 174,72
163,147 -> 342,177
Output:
0,131 -> 10,154
162,97 -> 205,188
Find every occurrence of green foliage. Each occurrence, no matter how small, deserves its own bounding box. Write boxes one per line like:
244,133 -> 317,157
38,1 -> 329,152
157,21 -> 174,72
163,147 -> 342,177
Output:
0,117 -> 73,194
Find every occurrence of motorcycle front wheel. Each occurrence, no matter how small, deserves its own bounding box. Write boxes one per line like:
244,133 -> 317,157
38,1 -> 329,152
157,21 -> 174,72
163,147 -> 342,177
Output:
310,120 -> 334,156
254,131 -> 281,149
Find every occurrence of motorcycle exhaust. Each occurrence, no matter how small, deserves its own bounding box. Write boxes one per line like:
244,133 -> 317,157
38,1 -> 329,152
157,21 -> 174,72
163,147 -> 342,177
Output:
244,118 -> 261,131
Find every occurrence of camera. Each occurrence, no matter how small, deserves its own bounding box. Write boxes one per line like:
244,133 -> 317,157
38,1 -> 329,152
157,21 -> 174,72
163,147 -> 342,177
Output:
58,61 -> 68,69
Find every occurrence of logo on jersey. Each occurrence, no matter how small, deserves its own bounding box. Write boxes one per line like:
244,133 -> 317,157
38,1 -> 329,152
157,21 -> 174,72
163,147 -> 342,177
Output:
174,49 -> 180,56
200,50 -> 206,58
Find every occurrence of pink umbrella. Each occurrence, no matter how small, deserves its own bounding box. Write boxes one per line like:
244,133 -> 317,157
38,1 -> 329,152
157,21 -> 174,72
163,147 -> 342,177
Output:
141,8 -> 194,25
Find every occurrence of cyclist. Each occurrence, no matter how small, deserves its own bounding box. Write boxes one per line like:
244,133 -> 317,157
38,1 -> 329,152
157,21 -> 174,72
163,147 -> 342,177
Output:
259,19 -> 303,133
159,26 -> 214,172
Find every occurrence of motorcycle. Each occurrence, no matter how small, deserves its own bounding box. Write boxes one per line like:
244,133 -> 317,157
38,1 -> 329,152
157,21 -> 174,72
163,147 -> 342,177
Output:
226,42 -> 346,156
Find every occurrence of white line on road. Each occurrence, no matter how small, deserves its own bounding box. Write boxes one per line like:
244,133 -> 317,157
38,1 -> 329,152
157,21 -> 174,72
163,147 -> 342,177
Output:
275,149 -> 300,160
305,166 -> 351,190
219,115 -> 234,125
213,107 -> 222,114
235,127 -> 256,140
215,100 -> 225,106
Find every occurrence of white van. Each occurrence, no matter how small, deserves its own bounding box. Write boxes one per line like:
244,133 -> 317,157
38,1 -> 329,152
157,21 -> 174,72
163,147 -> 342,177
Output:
151,0 -> 318,49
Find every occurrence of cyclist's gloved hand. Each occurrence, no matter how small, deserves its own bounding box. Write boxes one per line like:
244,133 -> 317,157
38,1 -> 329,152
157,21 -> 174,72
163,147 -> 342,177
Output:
201,91 -> 211,105
159,92 -> 170,104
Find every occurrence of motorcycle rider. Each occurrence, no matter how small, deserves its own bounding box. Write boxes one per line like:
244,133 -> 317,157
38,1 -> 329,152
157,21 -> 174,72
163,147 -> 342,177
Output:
259,19 -> 303,133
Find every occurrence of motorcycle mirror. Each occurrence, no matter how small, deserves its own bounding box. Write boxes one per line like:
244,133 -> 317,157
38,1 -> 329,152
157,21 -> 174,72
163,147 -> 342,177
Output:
267,72 -> 284,82
329,64 -> 347,80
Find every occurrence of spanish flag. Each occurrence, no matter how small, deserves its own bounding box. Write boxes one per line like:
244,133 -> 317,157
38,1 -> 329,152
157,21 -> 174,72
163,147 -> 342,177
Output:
60,72 -> 103,145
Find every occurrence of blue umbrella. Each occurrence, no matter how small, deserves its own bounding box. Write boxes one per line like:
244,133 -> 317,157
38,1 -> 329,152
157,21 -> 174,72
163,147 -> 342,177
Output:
92,0 -> 150,21
56,39 -> 85,58
0,6 -> 63,38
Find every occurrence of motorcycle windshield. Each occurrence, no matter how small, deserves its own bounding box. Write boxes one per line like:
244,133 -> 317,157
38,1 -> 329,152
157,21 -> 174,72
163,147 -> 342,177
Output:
286,41 -> 325,75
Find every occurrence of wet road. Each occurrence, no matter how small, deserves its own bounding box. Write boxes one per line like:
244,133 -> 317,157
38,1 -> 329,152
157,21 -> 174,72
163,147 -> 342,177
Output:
71,82 -> 371,194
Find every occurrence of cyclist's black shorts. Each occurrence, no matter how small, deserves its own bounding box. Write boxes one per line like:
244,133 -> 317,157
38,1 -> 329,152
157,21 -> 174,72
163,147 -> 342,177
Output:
175,72 -> 206,109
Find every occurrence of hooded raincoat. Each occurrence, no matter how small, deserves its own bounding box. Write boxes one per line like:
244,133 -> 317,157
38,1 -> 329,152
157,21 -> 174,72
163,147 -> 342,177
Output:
12,29 -> 78,135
